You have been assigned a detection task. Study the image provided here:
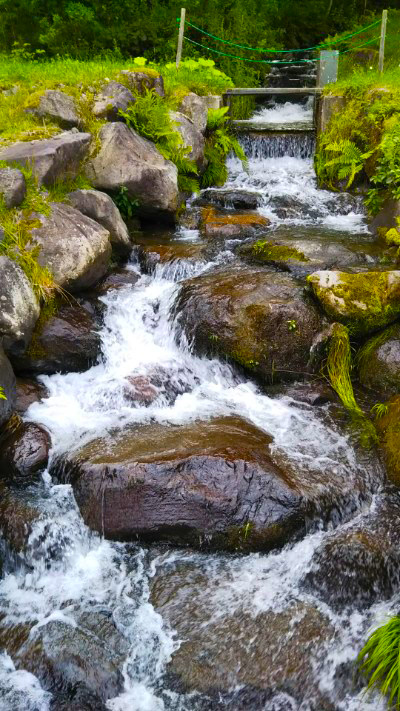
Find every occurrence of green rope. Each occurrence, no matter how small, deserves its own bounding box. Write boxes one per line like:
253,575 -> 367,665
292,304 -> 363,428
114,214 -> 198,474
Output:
177,17 -> 381,54
183,34 -> 380,65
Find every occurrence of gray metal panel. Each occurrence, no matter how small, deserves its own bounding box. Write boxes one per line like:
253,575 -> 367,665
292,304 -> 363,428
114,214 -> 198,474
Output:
318,51 -> 339,87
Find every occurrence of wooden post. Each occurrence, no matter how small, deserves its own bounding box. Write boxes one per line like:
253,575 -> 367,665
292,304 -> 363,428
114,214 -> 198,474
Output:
379,9 -> 388,73
176,7 -> 186,69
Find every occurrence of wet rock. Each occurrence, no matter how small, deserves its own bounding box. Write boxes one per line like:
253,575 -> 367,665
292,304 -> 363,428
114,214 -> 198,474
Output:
30,203 -> 111,291
92,80 -> 135,121
0,418 -> 51,485
119,70 -> 165,98
0,131 -> 91,187
95,267 -> 140,295
0,345 -> 16,428
0,256 -> 40,358
86,123 -> 178,222
175,265 -> 323,384
308,270 -> 400,336
170,111 -> 206,170
52,415 -> 365,552
13,301 -> 101,375
139,242 -> 205,274
376,396 -> 400,486
201,207 -> 270,239
370,197 -> 400,234
280,380 -> 337,407
151,560 -> 336,708
123,375 -> 159,405
358,323 -> 400,399
0,167 -> 26,208
239,237 -> 363,274
36,90 -> 80,129
15,378 -> 48,415
197,188 -> 262,210
178,92 -> 208,133
0,482 -> 41,552
67,188 -> 132,256
302,494 -> 400,610
17,617 -> 125,703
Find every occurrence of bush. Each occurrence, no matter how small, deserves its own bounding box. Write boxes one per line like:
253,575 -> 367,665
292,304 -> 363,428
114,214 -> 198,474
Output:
358,616 -> 400,709
201,107 -> 248,188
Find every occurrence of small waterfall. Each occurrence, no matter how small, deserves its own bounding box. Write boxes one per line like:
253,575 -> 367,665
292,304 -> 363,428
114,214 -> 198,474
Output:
239,131 -> 315,159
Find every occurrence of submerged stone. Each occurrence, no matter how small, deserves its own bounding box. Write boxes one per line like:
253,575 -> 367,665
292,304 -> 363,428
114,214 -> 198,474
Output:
201,207 -> 270,239
308,270 -> 400,336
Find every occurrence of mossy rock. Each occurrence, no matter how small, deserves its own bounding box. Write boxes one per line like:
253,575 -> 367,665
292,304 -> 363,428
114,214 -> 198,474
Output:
376,396 -> 400,486
358,323 -> 400,399
308,270 -> 400,337
239,239 -> 309,267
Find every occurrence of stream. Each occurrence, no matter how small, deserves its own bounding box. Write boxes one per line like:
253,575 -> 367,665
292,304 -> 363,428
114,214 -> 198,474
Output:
0,100 -> 397,711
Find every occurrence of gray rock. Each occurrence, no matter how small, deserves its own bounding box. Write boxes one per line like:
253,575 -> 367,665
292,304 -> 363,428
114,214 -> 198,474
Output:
36,90 -> 80,129
0,419 -> 51,486
198,188 -> 262,210
30,203 -> 111,292
92,80 -> 135,121
119,70 -> 165,98
170,111 -> 206,171
0,256 -> 40,357
0,345 -> 16,427
67,189 -> 131,256
0,131 -> 91,187
0,168 -> 26,208
178,92 -> 208,133
358,323 -> 400,399
204,95 -> 223,110
86,123 -> 178,221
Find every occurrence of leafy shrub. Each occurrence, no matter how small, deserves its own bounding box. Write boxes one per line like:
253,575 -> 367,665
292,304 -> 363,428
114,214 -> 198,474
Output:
162,58 -> 234,99
201,107 -> 248,188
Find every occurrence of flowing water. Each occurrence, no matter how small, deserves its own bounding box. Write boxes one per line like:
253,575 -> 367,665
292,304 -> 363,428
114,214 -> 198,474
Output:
0,101 -> 396,711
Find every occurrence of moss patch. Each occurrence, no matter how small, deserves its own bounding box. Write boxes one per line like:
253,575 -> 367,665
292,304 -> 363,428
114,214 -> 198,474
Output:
240,239 -> 309,264
308,271 -> 400,337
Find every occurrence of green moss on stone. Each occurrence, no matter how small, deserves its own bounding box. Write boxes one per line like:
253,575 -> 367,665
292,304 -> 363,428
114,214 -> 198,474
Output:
241,240 -> 309,264
26,298 -> 59,358
376,396 -> 400,486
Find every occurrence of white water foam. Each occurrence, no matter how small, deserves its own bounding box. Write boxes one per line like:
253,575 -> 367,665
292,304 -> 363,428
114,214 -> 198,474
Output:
250,98 -> 314,125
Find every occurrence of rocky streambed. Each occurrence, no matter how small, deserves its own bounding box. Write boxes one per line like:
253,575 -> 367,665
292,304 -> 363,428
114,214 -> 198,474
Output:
0,100 -> 400,711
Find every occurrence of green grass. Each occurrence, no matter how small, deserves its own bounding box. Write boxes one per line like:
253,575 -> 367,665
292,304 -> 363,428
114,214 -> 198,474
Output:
358,616 -> 400,709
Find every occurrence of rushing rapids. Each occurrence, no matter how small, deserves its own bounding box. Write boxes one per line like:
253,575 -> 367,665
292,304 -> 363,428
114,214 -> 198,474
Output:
0,100 -> 397,711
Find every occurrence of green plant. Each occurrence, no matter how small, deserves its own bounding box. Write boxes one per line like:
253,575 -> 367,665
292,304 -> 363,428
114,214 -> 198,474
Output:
0,387 -> 7,400
287,319 -> 297,332
371,403 -> 389,419
323,138 -> 373,188
201,107 -> 247,188
358,616 -> 400,709
113,186 -> 139,219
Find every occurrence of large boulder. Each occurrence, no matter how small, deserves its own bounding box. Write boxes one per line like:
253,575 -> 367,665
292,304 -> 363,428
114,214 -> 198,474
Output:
13,301 -> 101,375
170,111 -> 206,170
85,123 -> 179,221
119,70 -> 165,98
0,482 -> 41,553
0,167 -> 26,208
0,417 -> 51,486
178,92 -> 209,133
175,265 -> 323,383
0,256 -> 40,357
67,188 -> 131,256
197,188 -> 262,210
92,80 -> 135,121
308,270 -> 400,336
0,345 -> 16,427
30,203 -> 111,291
36,90 -> 80,129
0,131 -> 91,187
358,323 -> 400,399
51,415 -> 364,551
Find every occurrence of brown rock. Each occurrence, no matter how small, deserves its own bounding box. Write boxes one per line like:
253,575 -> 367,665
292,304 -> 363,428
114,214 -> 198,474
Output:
15,378 -> 48,415
201,207 -> 269,239
175,265 -> 323,384
0,417 -> 51,485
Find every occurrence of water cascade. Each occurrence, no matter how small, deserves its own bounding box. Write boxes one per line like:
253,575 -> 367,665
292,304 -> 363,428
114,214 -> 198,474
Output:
0,99 -> 396,711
